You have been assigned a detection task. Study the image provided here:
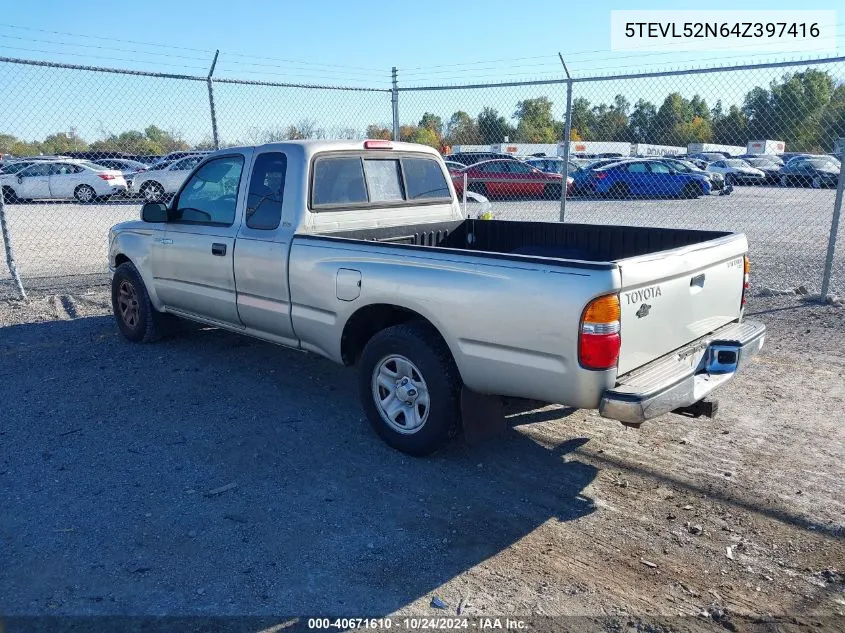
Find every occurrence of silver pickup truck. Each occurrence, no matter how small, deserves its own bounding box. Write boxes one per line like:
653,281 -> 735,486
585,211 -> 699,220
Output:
108,140 -> 765,455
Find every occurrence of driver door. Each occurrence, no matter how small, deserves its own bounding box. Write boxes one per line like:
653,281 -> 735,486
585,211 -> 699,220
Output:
155,152 -> 249,326
16,163 -> 54,199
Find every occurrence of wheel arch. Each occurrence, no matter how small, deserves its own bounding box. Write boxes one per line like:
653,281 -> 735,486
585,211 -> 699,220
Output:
340,303 -> 460,375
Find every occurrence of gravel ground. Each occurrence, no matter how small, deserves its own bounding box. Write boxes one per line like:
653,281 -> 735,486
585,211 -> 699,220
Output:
1,185 -> 844,299
1,283 -> 843,629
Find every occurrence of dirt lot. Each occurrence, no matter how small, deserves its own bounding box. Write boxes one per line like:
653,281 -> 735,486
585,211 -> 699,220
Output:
1,285 -> 843,630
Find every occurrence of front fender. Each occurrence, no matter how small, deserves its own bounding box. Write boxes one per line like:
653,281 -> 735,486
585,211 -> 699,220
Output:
109,223 -> 164,311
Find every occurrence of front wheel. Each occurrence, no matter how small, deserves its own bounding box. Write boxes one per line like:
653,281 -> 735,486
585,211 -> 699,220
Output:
358,322 -> 461,456
1,186 -> 19,203
111,261 -> 171,343
779,175 -> 789,187
543,183 -> 562,200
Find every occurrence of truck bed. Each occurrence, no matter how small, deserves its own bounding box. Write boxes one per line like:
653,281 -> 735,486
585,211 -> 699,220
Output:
314,219 -> 732,264
307,219 -> 746,376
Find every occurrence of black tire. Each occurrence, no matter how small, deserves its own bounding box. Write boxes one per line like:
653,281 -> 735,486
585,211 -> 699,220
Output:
543,183 -> 562,200
74,184 -> 96,203
467,182 -> 487,198
358,322 -> 461,457
1,186 -> 19,203
680,182 -> 700,199
140,181 -> 165,203
111,261 -> 171,343
608,182 -> 629,199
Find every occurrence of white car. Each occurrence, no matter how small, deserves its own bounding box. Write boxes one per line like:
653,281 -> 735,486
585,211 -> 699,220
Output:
706,159 -> 766,185
129,154 -> 205,202
0,159 -> 127,203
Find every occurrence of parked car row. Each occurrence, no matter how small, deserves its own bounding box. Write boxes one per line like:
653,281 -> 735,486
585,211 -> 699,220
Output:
444,150 -> 841,196
0,151 -> 210,203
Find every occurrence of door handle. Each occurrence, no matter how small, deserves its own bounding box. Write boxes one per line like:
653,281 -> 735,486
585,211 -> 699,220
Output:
211,243 -> 227,256
154,238 -> 173,245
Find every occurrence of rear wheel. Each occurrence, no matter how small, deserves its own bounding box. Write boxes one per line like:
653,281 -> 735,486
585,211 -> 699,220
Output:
608,182 -> 629,199
74,184 -> 96,203
358,322 -> 461,456
812,175 -> 822,189
543,183 -> 562,200
140,181 -> 165,203
467,182 -> 487,198
681,182 -> 701,199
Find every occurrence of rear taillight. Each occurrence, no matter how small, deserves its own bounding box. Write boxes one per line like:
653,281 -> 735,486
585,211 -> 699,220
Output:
98,173 -> 116,180
742,255 -> 750,307
579,294 -> 621,370
594,172 -> 607,180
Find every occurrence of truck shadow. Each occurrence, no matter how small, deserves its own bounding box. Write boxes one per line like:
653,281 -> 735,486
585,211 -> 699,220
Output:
0,316 -> 597,616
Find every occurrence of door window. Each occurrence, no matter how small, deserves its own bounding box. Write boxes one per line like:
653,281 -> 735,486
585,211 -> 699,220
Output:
172,155 -> 244,226
505,162 -> 534,174
55,163 -> 82,175
19,163 -> 54,177
246,152 -> 287,230
625,162 -> 648,173
648,162 -> 671,174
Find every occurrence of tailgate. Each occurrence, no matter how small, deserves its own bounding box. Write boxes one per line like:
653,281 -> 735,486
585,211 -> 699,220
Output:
616,234 -> 746,375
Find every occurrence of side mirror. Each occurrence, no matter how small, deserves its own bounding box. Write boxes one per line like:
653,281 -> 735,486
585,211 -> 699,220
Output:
668,169 -> 676,175
17,176 -> 23,184
141,202 -> 169,223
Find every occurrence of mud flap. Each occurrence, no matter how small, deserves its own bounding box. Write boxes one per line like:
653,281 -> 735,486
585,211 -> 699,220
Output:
460,387 -> 505,445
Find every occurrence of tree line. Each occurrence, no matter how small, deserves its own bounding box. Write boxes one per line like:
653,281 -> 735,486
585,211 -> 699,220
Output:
2,69 -> 843,156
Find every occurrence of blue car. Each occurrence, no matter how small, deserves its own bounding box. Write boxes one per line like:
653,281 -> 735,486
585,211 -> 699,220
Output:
590,159 -> 712,198
569,157 -> 626,194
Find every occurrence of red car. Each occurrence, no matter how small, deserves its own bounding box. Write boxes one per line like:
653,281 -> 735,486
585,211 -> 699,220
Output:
451,159 -> 567,200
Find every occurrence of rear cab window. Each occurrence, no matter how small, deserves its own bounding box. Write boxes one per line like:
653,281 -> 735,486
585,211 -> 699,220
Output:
311,152 -> 450,210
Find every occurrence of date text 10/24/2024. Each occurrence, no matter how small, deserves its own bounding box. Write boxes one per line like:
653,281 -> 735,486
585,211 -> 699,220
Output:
307,617 -> 528,630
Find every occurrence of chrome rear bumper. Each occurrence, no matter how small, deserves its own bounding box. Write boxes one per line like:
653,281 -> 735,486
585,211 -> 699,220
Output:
599,320 -> 766,425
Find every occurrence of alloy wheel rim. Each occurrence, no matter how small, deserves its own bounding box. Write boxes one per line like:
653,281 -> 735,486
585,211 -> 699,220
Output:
117,280 -> 140,328
371,354 -> 430,435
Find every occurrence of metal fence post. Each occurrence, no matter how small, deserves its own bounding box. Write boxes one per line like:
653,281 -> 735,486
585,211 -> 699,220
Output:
207,50 -> 220,150
0,187 -> 27,300
820,157 -> 845,300
558,54 -> 573,223
391,66 -> 400,142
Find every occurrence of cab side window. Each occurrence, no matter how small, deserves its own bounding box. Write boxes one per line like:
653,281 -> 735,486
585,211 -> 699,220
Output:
172,155 -> 244,226
246,153 -> 287,230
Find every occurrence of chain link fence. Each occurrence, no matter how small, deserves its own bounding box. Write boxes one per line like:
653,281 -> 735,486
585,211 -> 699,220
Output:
1,54 -> 843,300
